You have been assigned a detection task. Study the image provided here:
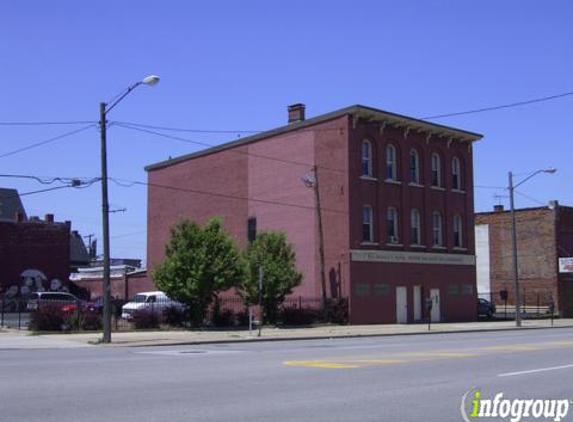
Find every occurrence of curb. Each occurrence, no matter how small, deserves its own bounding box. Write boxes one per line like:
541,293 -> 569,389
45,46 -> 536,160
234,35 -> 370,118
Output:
100,323 -> 572,348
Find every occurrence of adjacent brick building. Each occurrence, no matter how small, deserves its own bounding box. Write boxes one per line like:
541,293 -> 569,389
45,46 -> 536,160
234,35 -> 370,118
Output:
0,212 -> 71,300
475,202 -> 573,317
146,104 -> 483,324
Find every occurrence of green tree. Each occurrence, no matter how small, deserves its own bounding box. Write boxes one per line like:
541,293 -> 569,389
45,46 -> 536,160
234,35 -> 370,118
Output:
240,231 -> 303,323
153,218 -> 244,326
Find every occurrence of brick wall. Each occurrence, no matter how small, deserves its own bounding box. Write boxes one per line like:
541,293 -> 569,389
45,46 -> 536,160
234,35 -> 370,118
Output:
475,208 -> 558,309
0,219 -> 70,294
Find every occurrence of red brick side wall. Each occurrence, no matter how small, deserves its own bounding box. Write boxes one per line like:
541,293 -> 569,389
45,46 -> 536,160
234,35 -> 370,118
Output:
147,117 -> 351,301
475,208 -> 558,309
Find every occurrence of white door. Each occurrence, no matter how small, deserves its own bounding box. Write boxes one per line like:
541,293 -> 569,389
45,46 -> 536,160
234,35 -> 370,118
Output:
413,285 -> 422,321
396,286 -> 408,324
430,288 -> 440,322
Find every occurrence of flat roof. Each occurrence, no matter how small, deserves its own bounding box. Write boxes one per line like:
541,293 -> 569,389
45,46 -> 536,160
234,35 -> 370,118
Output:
146,104 -> 483,171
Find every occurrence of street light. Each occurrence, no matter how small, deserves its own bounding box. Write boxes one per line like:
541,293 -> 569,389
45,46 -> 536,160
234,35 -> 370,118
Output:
100,75 -> 160,343
508,167 -> 556,327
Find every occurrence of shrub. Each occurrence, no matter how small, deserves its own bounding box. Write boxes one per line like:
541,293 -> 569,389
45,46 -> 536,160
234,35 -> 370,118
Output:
29,304 -> 65,331
212,309 -> 235,327
64,310 -> 85,331
235,309 -> 250,327
81,310 -> 103,330
324,298 -> 349,325
133,309 -> 159,329
164,305 -> 187,327
279,307 -> 319,326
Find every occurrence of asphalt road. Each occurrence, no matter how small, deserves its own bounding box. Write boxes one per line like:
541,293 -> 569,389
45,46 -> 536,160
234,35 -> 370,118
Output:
2,328 -> 573,422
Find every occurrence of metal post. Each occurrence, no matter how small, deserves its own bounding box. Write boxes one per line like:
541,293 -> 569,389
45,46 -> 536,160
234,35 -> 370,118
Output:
100,102 -> 112,343
312,166 -> 328,312
509,171 -> 522,327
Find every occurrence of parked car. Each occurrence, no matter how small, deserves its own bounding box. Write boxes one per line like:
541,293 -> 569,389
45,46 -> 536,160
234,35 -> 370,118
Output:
26,292 -> 82,313
121,291 -> 183,320
478,298 -> 496,318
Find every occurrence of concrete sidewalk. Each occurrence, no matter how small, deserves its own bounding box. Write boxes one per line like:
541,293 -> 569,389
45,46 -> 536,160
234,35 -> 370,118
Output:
2,318 -> 572,349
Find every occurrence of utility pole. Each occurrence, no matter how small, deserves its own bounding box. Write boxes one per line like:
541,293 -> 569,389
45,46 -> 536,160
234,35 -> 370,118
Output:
312,165 -> 328,311
100,102 -> 112,343
98,75 -> 160,344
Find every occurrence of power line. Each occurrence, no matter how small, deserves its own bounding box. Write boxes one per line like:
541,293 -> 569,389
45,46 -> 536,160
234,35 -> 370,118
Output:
113,121 -> 261,134
0,124 -> 96,159
422,91 -> 573,120
114,122 -> 347,174
109,177 -> 348,215
0,120 -> 96,126
514,190 -> 547,206
0,174 -> 83,186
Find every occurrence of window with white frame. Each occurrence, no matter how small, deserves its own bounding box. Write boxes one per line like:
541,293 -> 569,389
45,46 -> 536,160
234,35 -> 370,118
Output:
362,205 -> 374,243
452,157 -> 462,190
453,214 -> 463,247
387,207 -> 399,243
432,212 -> 443,246
410,208 -> 421,245
431,153 -> 441,187
386,144 -> 397,180
362,140 -> 373,177
409,149 -> 420,184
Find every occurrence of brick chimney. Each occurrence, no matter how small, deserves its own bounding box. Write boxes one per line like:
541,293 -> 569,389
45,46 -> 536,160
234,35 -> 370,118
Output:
288,103 -> 306,124
15,212 -> 25,222
493,205 -> 504,212
45,213 -> 54,223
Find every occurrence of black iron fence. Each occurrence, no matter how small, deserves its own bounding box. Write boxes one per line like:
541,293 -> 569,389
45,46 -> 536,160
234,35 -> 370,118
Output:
0,294 -> 346,332
478,290 -> 556,319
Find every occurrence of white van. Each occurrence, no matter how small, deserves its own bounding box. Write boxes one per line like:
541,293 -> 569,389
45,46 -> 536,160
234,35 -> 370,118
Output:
121,291 -> 183,320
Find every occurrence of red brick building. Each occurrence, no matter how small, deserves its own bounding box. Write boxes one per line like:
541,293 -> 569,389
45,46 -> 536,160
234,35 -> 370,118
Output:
0,213 -> 71,300
475,202 -> 573,317
146,104 -> 482,324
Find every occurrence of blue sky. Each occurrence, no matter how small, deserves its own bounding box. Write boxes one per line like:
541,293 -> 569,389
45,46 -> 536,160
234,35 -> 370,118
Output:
2,1 -> 572,263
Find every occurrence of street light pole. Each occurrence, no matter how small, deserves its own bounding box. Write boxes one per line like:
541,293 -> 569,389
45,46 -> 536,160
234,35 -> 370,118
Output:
99,75 -> 160,343
508,171 -> 521,327
508,167 -> 556,328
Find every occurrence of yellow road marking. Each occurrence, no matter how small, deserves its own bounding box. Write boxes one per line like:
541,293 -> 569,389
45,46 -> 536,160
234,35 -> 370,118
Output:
283,339 -> 573,369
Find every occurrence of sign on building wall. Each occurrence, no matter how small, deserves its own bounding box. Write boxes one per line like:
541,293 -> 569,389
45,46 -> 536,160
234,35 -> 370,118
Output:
559,257 -> 573,273
351,249 -> 476,266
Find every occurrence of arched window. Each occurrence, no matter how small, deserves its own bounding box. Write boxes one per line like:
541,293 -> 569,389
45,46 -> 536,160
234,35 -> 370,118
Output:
410,208 -> 421,245
452,157 -> 462,190
432,212 -> 443,246
386,144 -> 397,181
362,205 -> 374,243
431,153 -> 441,187
362,140 -> 373,177
409,149 -> 420,184
387,207 -> 399,243
453,214 -> 463,247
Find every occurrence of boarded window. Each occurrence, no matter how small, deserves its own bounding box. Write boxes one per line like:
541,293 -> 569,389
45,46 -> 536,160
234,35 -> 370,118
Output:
374,283 -> 389,296
355,283 -> 371,297
447,284 -> 459,296
461,284 -> 474,295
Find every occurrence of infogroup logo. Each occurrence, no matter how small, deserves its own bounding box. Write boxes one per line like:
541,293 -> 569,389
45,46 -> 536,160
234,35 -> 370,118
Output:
461,388 -> 571,422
